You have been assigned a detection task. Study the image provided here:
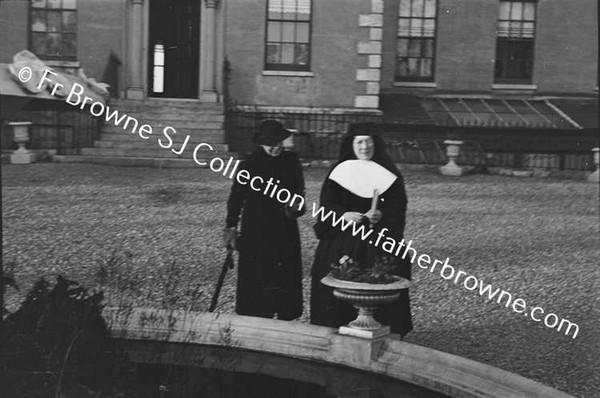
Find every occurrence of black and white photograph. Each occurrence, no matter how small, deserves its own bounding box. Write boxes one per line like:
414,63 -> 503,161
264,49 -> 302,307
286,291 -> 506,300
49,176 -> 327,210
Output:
0,0 -> 598,397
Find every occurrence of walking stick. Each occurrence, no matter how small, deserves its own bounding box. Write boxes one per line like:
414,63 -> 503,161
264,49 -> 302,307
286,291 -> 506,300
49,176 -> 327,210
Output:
208,245 -> 235,312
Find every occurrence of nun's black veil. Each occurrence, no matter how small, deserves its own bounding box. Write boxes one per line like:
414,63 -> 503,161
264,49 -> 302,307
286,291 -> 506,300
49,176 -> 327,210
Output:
317,120 -> 408,232
336,122 -> 401,176
322,122 -> 407,208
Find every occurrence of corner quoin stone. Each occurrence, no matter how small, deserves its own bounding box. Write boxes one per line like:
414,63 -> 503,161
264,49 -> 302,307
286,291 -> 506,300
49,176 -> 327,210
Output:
356,69 -> 381,81
355,95 -> 379,109
370,27 -> 383,41
357,41 -> 382,55
359,14 -> 383,27
368,55 -> 382,68
371,0 -> 384,13
366,82 -> 380,95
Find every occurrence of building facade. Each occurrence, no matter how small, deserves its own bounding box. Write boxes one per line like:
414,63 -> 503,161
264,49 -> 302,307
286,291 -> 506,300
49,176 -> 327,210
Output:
381,0 -> 597,95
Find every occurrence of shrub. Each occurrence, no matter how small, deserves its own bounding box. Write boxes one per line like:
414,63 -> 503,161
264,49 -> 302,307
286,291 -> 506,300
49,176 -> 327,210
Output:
3,276 -> 125,397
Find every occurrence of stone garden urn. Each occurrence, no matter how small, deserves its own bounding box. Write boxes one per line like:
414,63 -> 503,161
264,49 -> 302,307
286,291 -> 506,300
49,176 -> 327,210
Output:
440,139 -> 464,176
9,121 -> 35,164
321,275 -> 411,339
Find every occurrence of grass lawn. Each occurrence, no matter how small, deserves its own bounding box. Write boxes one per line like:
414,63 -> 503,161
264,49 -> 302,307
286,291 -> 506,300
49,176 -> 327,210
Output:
2,163 -> 599,397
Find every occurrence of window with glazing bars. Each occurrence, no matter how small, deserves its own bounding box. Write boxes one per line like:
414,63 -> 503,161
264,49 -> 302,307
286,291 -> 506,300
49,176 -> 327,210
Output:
494,0 -> 536,84
30,0 -> 77,61
396,0 -> 437,82
265,0 -> 311,71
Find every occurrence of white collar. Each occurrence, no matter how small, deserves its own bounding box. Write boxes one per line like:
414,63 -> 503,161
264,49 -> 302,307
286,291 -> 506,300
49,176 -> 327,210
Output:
328,160 -> 397,198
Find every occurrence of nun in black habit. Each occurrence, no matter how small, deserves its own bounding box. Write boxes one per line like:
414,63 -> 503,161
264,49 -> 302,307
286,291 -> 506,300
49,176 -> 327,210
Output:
224,119 -> 305,320
310,123 -> 413,337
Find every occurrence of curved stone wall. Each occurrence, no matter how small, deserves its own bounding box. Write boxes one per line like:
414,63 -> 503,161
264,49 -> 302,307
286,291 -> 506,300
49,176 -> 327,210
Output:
105,308 -> 573,398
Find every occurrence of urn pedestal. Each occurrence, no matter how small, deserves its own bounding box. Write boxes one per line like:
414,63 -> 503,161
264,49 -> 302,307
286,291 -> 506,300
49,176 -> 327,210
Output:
9,121 -> 35,164
588,147 -> 599,183
321,275 -> 411,339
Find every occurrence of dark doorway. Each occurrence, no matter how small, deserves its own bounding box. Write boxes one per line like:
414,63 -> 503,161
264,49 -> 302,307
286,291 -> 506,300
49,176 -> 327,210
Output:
148,0 -> 199,98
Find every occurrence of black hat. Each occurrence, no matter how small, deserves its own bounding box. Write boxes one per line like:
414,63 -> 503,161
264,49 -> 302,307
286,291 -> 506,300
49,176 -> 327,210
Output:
254,119 -> 291,146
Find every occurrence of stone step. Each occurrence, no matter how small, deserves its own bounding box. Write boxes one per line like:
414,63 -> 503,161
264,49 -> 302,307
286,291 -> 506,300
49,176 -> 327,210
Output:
99,129 -> 223,141
108,99 -> 224,113
96,135 -> 225,148
100,120 -> 223,131
94,140 -> 229,152
81,147 -> 234,159
84,98 -> 226,164
110,97 -> 223,106
112,116 -> 225,125
102,111 -> 224,122
100,125 -> 224,136
103,101 -> 224,113
136,115 -> 223,124
52,155 -> 219,168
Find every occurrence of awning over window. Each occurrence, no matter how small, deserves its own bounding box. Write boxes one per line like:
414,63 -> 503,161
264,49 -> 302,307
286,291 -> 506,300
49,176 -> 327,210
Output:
380,94 -> 435,125
0,63 -> 61,101
380,94 -> 587,130
421,97 -> 579,129
547,98 -> 598,130
1,50 -> 109,120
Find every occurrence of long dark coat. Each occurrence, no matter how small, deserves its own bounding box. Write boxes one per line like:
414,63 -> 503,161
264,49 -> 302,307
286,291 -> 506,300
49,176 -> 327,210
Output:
309,166 -> 413,337
225,148 -> 305,320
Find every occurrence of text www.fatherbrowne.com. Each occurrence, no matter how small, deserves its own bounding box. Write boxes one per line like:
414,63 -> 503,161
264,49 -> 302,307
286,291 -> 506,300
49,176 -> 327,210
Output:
22,66 -> 579,339
311,204 -> 580,339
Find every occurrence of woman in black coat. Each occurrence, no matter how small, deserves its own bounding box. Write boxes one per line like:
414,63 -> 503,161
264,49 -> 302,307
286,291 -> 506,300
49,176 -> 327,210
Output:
224,120 -> 305,320
310,123 -> 413,337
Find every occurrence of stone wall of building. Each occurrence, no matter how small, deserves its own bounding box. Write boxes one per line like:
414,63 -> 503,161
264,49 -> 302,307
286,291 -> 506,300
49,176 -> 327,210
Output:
0,0 -> 29,63
225,0 -> 382,109
0,0 -> 125,96
534,0 -> 598,94
380,0 -> 598,95
77,0 -> 126,92
1,0 -> 596,104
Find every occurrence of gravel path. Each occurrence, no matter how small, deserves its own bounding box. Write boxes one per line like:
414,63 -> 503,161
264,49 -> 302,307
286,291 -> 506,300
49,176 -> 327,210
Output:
2,163 -> 599,397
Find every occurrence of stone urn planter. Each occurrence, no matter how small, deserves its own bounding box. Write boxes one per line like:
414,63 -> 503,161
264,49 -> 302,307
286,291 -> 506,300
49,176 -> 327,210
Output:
440,140 -> 464,176
321,275 -> 411,339
9,121 -> 35,164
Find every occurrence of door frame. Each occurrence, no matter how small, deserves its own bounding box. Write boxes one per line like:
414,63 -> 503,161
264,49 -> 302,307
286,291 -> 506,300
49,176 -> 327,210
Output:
146,0 -> 201,99
134,0 -> 222,101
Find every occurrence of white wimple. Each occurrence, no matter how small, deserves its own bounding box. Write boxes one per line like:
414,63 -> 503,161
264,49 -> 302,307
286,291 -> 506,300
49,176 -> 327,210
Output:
328,159 -> 397,198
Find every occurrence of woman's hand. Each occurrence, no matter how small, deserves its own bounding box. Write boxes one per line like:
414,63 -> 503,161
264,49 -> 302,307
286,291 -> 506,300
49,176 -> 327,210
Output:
223,227 -> 238,250
342,211 -> 364,223
364,209 -> 382,224
284,201 -> 306,219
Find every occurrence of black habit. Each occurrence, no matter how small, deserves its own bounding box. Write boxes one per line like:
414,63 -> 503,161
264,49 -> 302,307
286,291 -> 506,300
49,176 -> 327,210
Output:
226,148 -> 305,320
310,137 -> 413,338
